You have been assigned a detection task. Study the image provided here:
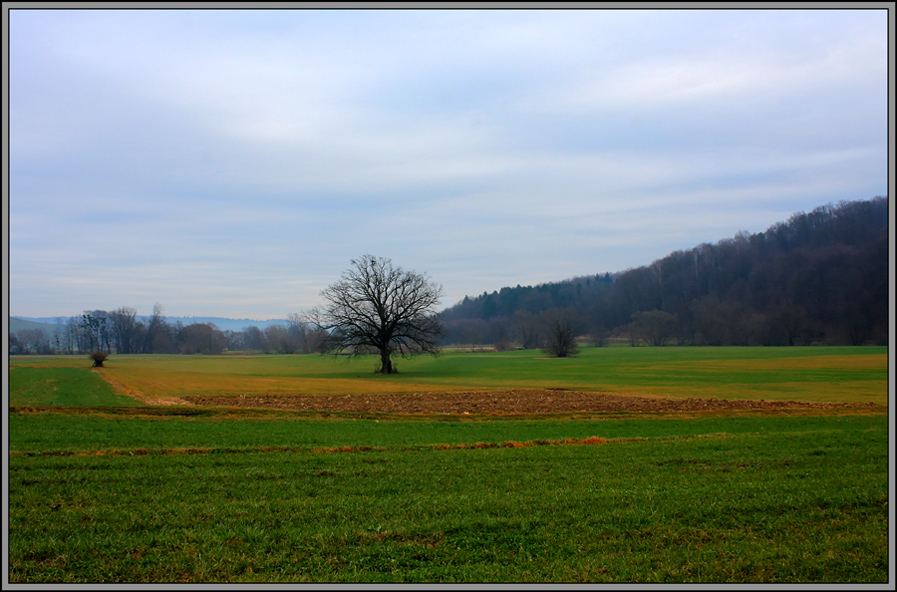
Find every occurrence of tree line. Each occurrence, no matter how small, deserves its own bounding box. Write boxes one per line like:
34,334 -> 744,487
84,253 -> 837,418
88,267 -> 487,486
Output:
9,196 -> 888,356
9,305 -> 328,356
441,196 -> 889,348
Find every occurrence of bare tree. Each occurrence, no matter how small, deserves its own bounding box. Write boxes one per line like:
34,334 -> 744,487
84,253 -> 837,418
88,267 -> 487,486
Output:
265,324 -> 295,354
541,307 -> 581,358
513,310 -> 543,350
178,323 -> 226,355
241,325 -> 269,353
309,255 -> 444,374
223,329 -> 245,351
64,316 -> 80,353
489,316 -> 512,352
14,329 -> 51,354
286,312 -> 328,354
80,313 -> 108,352
143,303 -> 171,353
630,309 -> 678,347
109,307 -> 143,354
9,332 -> 24,355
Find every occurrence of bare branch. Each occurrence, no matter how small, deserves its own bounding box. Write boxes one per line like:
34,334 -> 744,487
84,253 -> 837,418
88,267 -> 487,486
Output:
309,255 -> 444,373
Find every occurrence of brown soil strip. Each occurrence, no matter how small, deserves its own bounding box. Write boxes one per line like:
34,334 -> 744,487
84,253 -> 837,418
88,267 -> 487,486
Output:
92,369 -> 192,407
183,389 -> 875,415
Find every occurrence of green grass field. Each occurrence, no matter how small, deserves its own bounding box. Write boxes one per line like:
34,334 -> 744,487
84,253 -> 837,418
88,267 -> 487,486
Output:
10,345 -> 889,404
8,366 -> 141,407
6,347 -> 891,583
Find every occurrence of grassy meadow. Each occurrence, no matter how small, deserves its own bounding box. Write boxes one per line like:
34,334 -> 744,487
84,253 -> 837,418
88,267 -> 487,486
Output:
10,345 -> 889,404
6,346 -> 891,583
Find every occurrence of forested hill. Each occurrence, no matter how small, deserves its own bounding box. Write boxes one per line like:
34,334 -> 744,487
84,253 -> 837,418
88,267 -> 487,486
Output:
442,196 -> 889,347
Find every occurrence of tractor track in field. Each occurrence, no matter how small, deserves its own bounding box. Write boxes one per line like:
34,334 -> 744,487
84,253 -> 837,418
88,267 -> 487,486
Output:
183,389 -> 877,415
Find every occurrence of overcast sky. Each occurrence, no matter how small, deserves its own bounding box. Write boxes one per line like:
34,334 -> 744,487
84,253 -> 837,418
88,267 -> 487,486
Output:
8,8 -> 889,320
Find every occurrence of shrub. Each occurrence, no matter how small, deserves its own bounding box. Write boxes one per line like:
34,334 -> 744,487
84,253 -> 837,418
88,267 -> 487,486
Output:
88,350 -> 109,368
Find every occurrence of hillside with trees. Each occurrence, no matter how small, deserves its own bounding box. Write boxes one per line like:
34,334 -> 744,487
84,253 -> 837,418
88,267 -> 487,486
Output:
9,196 -> 889,355
441,196 -> 889,348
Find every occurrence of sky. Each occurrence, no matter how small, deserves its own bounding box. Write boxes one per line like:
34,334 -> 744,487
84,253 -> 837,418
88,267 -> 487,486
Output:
7,8 -> 890,320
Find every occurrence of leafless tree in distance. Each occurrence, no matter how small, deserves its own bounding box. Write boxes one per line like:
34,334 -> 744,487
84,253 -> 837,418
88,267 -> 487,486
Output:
308,255 -> 445,374
541,307 -> 582,358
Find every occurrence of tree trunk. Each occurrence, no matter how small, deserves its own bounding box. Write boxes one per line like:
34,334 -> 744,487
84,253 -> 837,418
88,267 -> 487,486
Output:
379,349 -> 394,374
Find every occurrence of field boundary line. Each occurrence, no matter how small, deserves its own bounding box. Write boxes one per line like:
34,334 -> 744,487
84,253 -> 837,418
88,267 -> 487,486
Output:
8,432 -> 735,458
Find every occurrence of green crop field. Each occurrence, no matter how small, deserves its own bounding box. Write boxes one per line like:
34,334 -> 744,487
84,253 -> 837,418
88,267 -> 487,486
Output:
6,347 -> 891,583
8,366 -> 142,408
10,345 -> 888,404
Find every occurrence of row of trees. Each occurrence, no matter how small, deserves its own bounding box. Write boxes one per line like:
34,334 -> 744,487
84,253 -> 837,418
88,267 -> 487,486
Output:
443,196 -> 889,347
442,307 -> 584,353
9,197 -> 888,366
9,306 -> 328,356
10,256 -> 451,374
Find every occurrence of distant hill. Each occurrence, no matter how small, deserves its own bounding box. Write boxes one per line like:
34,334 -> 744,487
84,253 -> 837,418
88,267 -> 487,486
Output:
162,317 -> 290,332
442,196 -> 889,347
9,317 -> 65,337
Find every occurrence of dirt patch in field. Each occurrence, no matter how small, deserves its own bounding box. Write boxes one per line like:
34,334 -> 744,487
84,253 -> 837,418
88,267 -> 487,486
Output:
93,370 -> 191,407
183,389 -> 876,415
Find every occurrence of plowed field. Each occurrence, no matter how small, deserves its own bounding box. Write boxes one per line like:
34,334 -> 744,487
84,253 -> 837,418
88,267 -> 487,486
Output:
184,389 -> 876,415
